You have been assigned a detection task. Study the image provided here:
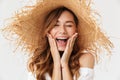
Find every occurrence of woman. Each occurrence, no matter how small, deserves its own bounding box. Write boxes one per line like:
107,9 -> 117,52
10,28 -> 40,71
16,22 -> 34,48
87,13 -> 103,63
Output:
2,0 -> 113,80
45,7 -> 94,80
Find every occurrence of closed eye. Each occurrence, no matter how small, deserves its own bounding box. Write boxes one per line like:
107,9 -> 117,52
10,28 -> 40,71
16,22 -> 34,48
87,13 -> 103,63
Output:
54,24 -> 59,27
66,25 -> 72,27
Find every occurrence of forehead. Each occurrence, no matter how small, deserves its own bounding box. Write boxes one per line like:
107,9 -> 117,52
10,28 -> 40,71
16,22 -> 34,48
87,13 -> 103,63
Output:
57,10 -> 75,22
60,10 -> 74,18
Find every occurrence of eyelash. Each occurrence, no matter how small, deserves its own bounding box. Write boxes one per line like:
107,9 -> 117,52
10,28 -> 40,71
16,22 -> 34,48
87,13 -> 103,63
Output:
54,24 -> 72,27
66,25 -> 72,27
54,24 -> 59,27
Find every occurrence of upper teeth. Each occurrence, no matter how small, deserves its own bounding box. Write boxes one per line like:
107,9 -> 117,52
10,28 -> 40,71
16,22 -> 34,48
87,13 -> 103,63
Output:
56,38 -> 68,39
56,38 -> 67,40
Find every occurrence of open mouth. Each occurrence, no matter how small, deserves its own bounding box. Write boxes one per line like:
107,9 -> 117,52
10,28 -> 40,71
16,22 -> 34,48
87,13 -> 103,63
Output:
56,38 -> 69,46
56,38 -> 68,42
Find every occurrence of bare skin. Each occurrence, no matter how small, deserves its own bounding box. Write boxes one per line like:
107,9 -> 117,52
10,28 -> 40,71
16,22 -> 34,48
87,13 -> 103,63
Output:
47,33 -> 78,80
47,10 -> 95,80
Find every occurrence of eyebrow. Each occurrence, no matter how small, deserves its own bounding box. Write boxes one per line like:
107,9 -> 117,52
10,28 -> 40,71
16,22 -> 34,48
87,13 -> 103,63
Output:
56,20 -> 75,24
66,21 -> 75,24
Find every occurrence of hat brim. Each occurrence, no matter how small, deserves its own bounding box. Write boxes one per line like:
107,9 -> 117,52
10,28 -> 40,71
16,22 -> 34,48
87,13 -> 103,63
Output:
6,0 -> 92,52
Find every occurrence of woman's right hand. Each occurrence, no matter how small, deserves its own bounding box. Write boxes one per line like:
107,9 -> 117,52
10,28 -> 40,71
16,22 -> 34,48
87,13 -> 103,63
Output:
47,33 -> 62,80
47,33 -> 61,65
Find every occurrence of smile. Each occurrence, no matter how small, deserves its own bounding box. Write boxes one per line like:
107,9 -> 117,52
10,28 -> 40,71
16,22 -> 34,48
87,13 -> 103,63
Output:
56,38 -> 69,46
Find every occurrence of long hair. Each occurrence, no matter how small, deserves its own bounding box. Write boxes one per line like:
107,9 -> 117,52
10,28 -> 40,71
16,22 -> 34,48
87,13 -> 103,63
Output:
28,7 -> 80,80
2,0 -> 113,80
28,6 -> 113,79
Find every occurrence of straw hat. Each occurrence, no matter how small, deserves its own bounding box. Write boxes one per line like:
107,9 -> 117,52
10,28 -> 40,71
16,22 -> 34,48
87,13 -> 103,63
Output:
31,0 -> 91,26
5,0 -> 95,52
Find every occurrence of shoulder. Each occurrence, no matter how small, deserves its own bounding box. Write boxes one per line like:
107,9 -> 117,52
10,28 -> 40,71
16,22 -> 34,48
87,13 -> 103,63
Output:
79,53 -> 95,68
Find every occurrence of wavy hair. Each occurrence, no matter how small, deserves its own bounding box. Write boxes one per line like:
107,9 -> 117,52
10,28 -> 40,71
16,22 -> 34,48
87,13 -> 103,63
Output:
2,0 -> 113,80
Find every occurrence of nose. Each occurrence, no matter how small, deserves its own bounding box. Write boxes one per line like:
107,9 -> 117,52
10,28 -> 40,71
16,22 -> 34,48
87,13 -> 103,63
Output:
59,26 -> 67,34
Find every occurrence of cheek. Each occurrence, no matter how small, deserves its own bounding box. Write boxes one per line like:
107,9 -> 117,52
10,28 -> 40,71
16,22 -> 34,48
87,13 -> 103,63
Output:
68,28 -> 77,36
49,29 -> 56,38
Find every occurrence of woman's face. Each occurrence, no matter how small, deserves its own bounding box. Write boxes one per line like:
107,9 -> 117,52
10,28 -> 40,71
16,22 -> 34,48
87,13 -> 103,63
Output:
50,10 -> 77,51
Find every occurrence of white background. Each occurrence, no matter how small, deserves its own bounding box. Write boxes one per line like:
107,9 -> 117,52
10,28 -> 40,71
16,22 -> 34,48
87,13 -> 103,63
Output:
0,0 -> 120,80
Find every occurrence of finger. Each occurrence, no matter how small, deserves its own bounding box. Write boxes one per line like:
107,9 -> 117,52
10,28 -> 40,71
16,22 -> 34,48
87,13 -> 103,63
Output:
47,33 -> 56,47
64,33 -> 78,53
61,38 -> 72,63
61,33 -> 78,63
69,33 -> 78,47
71,33 -> 78,40
47,33 -> 59,54
47,33 -> 60,60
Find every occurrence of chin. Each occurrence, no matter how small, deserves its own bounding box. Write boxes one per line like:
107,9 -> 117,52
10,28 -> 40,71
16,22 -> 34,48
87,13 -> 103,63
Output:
58,47 -> 65,51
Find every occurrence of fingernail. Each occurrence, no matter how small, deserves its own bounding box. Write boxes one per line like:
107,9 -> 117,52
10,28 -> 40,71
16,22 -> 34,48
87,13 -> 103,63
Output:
75,33 -> 78,37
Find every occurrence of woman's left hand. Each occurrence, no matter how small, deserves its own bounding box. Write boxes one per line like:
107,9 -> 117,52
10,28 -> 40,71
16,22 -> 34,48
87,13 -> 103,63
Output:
61,33 -> 78,67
